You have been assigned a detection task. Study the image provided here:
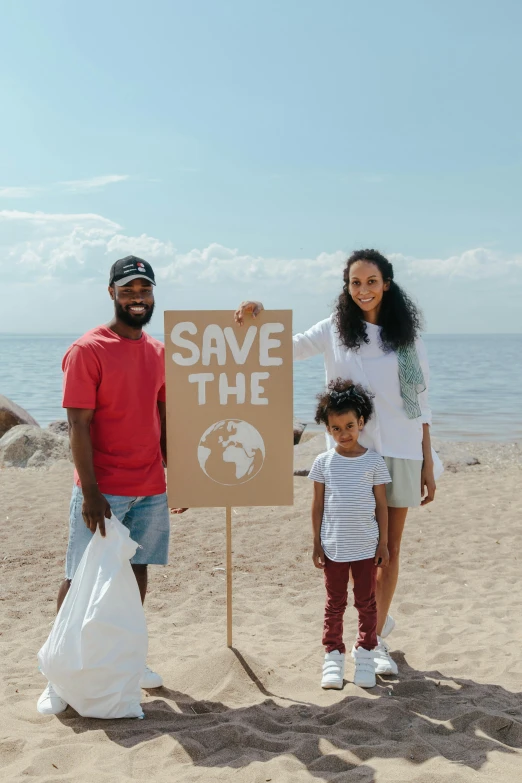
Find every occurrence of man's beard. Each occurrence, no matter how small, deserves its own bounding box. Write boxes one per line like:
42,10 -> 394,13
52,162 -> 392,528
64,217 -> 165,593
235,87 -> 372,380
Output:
114,299 -> 155,328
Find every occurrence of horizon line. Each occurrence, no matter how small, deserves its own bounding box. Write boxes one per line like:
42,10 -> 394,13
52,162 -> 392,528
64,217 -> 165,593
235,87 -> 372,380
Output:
1,331 -> 521,338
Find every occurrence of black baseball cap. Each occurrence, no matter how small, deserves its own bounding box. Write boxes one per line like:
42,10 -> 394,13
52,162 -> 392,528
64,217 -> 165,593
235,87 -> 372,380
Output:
109,256 -> 156,287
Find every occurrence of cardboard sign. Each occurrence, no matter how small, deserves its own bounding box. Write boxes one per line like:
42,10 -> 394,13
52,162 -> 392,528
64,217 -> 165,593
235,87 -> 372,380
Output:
164,310 -> 294,508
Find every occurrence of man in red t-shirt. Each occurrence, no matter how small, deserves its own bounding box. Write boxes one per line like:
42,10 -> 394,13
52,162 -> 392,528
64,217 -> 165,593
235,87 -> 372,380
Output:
38,255 -> 187,716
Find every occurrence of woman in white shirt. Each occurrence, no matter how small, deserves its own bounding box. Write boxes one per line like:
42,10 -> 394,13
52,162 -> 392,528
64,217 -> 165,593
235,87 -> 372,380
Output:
235,248 -> 437,674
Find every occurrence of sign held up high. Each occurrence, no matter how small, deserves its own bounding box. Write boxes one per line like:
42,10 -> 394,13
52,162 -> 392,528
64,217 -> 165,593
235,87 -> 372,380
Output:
164,310 -> 294,509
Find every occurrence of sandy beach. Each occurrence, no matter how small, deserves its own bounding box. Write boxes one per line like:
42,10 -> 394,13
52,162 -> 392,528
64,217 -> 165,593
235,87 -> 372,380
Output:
1,434 -> 521,783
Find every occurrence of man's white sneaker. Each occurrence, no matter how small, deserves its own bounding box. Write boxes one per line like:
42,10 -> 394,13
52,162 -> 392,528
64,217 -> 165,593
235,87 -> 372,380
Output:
37,683 -> 68,715
353,647 -> 376,688
321,650 -> 345,689
380,614 -> 396,639
139,665 -> 163,689
373,637 -> 398,676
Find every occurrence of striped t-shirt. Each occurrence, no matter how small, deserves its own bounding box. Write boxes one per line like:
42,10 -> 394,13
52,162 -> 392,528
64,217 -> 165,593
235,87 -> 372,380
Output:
309,448 -> 391,563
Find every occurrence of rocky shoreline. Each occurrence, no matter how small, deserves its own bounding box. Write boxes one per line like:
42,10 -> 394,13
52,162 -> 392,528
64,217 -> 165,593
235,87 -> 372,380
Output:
0,395 -> 70,468
0,394 -> 309,469
2,393 -> 520,474
293,432 -> 521,476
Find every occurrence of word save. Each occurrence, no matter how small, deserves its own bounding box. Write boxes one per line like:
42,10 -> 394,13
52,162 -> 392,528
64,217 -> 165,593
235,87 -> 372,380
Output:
170,322 -> 284,405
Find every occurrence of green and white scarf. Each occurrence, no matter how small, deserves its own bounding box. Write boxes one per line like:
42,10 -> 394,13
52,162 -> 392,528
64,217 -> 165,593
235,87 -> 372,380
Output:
396,343 -> 426,419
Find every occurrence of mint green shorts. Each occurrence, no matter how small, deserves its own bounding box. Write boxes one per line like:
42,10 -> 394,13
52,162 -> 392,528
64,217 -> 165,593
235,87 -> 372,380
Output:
383,457 -> 423,508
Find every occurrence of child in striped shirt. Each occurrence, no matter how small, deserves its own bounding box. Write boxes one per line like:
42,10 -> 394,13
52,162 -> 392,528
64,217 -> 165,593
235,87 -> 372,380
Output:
309,378 -> 391,689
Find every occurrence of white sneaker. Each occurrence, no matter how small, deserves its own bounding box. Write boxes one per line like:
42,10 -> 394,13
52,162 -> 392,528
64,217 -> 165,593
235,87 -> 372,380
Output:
321,650 -> 345,689
139,665 -> 163,689
380,614 -> 396,639
37,683 -> 68,715
353,647 -> 376,688
373,637 -> 398,676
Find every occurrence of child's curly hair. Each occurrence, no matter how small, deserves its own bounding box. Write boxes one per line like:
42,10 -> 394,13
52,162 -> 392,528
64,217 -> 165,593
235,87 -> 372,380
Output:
314,378 -> 374,426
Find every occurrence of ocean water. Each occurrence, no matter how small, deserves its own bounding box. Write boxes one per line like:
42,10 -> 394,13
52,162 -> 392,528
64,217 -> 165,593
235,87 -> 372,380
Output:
1,333 -> 521,442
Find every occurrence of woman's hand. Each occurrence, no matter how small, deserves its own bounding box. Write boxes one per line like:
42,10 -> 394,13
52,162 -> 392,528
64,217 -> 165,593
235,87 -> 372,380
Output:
421,424 -> 436,506
170,507 -> 189,514
420,463 -> 436,505
234,301 -> 264,326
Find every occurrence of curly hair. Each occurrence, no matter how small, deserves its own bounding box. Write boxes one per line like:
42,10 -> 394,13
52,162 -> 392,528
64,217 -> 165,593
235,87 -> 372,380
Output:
315,378 -> 374,426
334,249 -> 423,352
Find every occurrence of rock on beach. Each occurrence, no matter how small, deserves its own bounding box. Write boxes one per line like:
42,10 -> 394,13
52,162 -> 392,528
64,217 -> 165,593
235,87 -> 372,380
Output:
47,420 -> 69,435
293,419 -> 306,445
0,395 -> 39,439
0,424 -> 71,468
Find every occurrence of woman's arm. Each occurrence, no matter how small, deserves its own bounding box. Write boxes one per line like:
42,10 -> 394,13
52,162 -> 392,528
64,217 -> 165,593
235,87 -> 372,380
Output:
311,481 -> 326,569
234,300 -> 329,361
421,423 -> 436,505
416,338 -> 436,504
416,337 -> 432,426
292,319 -> 330,361
373,483 -> 389,567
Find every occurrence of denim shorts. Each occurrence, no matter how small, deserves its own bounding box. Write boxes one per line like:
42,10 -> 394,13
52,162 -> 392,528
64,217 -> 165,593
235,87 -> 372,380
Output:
65,485 -> 170,579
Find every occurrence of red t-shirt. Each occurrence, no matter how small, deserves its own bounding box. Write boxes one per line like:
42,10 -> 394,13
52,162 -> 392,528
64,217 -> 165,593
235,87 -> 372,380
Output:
62,325 -> 166,496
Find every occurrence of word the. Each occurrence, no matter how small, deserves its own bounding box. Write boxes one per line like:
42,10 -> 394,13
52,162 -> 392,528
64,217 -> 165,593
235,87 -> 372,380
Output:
188,372 -> 269,405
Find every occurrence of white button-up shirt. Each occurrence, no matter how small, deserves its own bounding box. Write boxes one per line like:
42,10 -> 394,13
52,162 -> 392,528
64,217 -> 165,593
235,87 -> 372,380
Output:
293,315 -> 432,460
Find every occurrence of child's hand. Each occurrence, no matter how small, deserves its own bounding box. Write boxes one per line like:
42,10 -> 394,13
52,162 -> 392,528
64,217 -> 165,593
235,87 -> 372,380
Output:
312,543 -> 326,569
374,542 -> 389,568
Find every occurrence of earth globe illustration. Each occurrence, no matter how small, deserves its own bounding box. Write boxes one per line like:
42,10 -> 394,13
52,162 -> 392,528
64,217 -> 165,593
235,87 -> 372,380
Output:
198,419 -> 266,485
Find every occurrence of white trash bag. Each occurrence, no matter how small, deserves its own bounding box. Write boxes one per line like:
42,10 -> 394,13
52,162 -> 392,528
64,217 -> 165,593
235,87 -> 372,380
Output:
38,515 -> 147,719
432,447 -> 444,481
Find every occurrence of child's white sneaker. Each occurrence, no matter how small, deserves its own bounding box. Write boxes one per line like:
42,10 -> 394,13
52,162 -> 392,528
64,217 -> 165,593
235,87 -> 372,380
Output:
352,647 -> 377,688
321,650 -> 345,689
380,614 -> 395,639
351,637 -> 398,676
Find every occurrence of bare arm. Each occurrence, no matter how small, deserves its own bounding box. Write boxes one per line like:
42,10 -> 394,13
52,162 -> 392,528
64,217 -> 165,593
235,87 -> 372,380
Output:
158,400 -> 167,466
311,481 -> 326,569
373,483 -> 389,567
158,400 -> 188,515
421,422 -> 436,505
67,408 -> 111,537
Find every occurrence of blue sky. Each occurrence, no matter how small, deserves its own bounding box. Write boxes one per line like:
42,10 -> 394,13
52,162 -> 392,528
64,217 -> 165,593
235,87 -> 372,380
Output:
1,0 -> 521,334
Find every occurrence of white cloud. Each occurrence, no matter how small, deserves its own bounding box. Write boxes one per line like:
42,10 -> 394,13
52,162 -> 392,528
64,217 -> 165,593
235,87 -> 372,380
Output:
1,209 -> 521,333
60,175 -> 130,192
156,245 -> 348,290
0,211 -> 121,281
106,233 -> 177,260
390,248 -> 522,280
2,209 -> 521,289
0,210 -> 120,229
0,175 -> 130,199
0,186 -> 43,198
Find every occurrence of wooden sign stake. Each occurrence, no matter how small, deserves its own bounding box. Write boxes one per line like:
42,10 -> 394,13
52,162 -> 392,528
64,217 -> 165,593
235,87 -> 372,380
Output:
226,506 -> 233,648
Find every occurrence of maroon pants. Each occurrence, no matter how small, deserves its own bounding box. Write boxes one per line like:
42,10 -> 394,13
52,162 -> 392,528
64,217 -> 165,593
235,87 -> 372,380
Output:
323,556 -> 377,654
